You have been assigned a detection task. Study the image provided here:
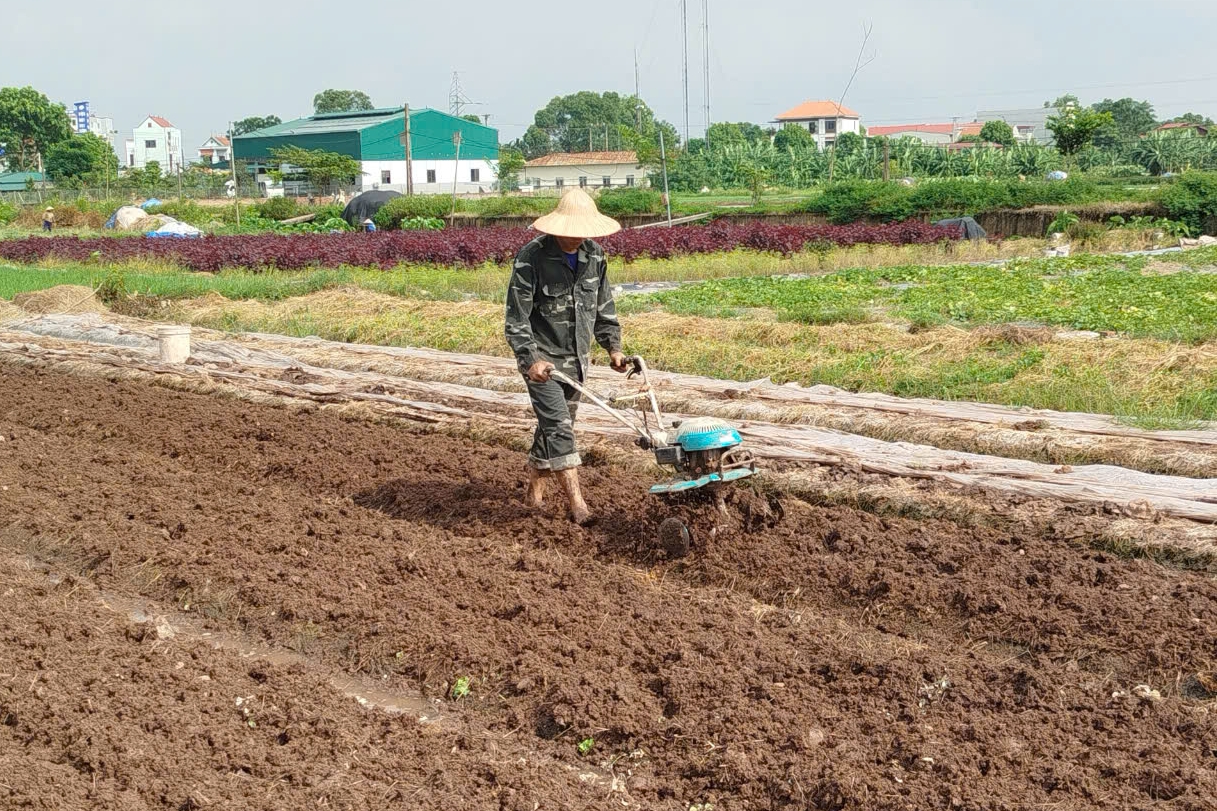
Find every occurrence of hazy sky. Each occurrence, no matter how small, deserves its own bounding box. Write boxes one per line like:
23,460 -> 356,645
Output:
7,0 -> 1217,153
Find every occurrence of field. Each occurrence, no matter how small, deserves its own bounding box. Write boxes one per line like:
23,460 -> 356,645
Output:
4,243 -> 1215,429
2,220 -> 1216,809
2,365 -> 1215,810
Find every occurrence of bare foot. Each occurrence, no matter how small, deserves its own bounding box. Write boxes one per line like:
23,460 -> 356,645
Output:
555,468 -> 593,525
569,503 -> 594,526
524,467 -> 547,508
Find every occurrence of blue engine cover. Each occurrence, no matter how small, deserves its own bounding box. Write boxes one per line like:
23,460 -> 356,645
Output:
673,417 -> 743,452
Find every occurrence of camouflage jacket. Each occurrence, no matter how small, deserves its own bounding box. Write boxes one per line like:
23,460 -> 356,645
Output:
504,234 -> 622,380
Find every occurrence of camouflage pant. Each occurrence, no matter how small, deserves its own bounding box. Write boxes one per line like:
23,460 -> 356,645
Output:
525,377 -> 582,471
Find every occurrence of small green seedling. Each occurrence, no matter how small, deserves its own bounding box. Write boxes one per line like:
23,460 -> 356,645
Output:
450,676 -> 472,700
577,737 -> 595,757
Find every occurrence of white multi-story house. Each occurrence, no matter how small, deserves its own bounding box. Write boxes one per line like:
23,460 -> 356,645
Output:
85,113 -> 117,153
197,135 -> 231,165
130,116 -> 184,174
773,101 -> 862,149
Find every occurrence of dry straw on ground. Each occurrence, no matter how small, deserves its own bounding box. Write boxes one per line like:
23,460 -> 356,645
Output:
11,284 -> 107,315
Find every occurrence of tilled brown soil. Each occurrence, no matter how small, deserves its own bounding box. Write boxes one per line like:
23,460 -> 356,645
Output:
1,368 -> 1215,810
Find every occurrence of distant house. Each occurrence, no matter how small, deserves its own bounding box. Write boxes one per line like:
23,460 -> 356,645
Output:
1156,121 -> 1210,137
232,107 -> 498,194
865,121 -> 983,145
522,152 -> 644,190
977,108 -> 1058,144
0,172 -> 43,192
773,101 -> 861,150
198,135 -> 232,165
131,116 -> 184,173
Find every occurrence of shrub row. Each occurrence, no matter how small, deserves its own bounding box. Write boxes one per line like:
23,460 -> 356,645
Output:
0,221 -> 958,271
803,178 -> 1128,224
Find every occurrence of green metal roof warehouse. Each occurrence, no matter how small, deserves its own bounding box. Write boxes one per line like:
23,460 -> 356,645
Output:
232,107 -> 498,163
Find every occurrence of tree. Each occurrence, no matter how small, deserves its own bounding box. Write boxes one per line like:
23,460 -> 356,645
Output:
705,121 -> 765,149
0,86 -> 73,172
1044,94 -> 1080,109
1047,107 -> 1113,159
772,124 -> 816,152
495,146 -> 525,193
461,114 -> 483,124
519,91 -> 678,158
1091,97 -> 1156,150
833,131 -> 865,156
45,132 -> 118,183
313,89 -> 374,115
233,115 -> 282,136
979,120 -> 1016,147
268,145 -> 361,188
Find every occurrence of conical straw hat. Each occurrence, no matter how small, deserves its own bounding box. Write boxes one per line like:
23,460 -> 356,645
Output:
532,188 -> 622,238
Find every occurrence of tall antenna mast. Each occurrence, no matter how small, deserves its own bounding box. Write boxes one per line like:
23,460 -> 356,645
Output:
681,0 -> 690,145
449,71 -> 473,117
702,0 -> 711,143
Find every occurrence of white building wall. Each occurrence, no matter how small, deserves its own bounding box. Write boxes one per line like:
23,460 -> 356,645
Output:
522,162 -> 646,189
784,117 -> 862,150
132,120 -> 184,174
87,115 -> 117,154
359,159 -> 498,194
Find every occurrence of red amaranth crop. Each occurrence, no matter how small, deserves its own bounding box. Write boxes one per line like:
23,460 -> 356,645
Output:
0,221 -> 958,271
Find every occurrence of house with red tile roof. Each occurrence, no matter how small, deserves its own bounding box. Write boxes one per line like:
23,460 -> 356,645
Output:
522,151 -> 644,190
197,134 -> 232,165
130,115 -> 183,174
1155,121 -> 1210,136
773,101 -> 862,150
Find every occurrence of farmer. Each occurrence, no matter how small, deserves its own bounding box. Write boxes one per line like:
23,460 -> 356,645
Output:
42,207 -> 55,232
505,189 -> 627,525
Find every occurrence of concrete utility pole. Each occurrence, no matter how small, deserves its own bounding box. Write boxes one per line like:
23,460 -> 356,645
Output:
681,0 -> 690,145
702,0 -> 711,144
400,104 -> 414,195
634,48 -> 642,130
451,131 -> 463,215
659,130 -> 672,227
228,122 -> 240,228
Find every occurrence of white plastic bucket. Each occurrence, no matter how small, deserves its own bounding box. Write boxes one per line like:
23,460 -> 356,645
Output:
157,325 -> 191,363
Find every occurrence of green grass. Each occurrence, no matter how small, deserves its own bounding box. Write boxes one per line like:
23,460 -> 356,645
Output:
5,247 -> 1217,426
646,248 -> 1217,342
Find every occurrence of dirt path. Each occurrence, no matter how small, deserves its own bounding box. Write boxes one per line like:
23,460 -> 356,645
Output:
1,369 -> 1215,810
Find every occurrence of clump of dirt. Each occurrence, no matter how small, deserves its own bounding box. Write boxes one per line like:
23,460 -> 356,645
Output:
11,284 -> 106,315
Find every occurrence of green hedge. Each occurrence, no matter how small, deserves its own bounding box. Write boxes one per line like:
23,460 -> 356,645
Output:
254,196 -> 302,221
803,178 -> 1134,224
1160,172 -> 1217,235
373,195 -> 457,228
596,187 -> 663,217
